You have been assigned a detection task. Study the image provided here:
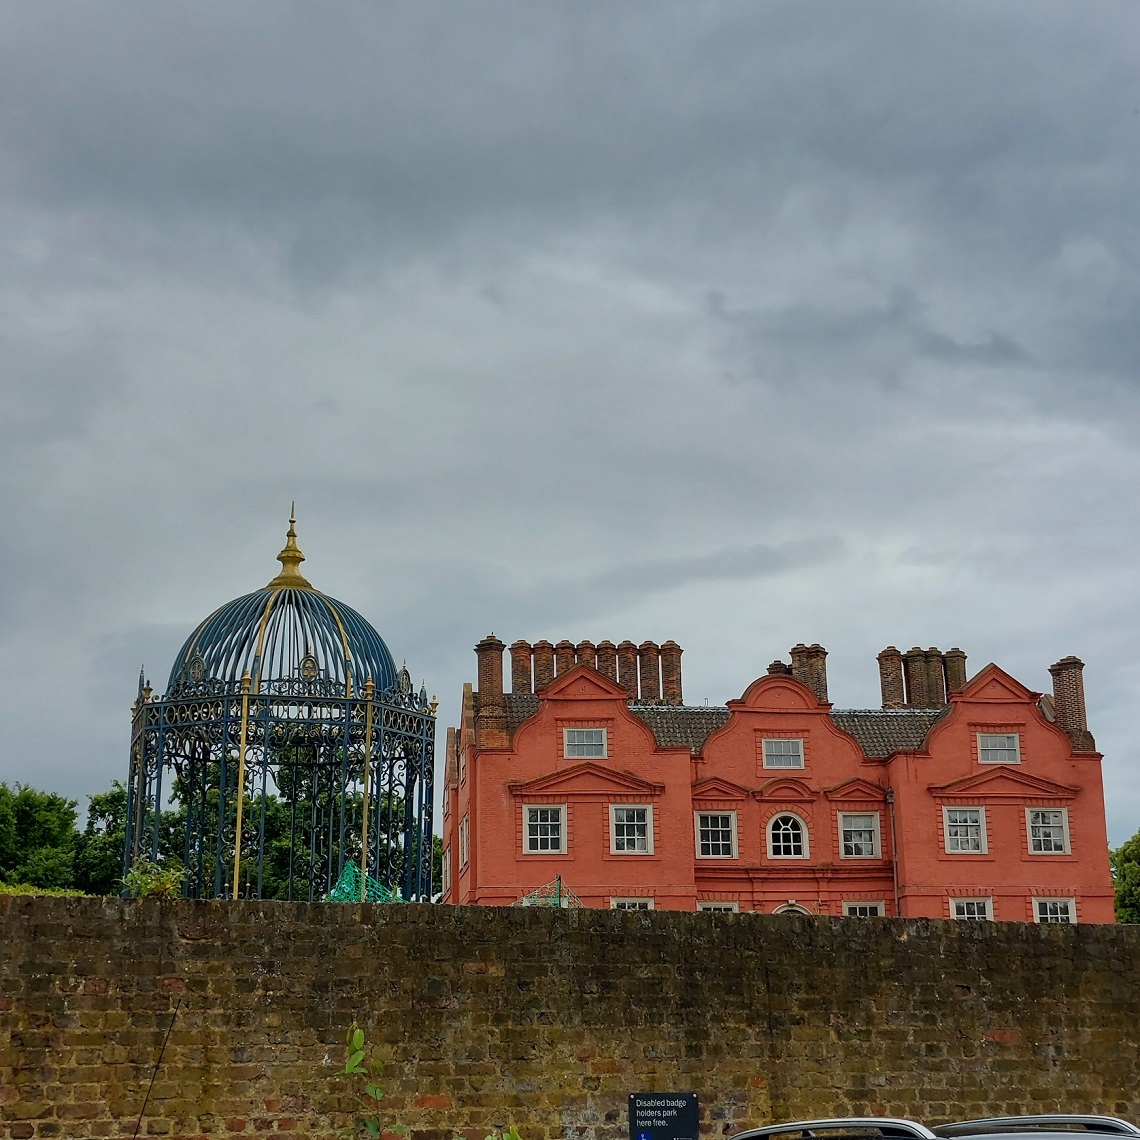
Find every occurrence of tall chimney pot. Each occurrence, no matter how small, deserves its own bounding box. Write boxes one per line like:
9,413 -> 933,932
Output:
1049,656 -> 1096,752
617,641 -> 638,699
532,640 -> 555,691
638,641 -> 662,703
660,641 -> 683,705
877,646 -> 905,709
509,640 -> 533,694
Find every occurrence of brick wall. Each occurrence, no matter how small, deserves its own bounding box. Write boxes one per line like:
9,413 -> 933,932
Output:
2,896 -> 1138,1140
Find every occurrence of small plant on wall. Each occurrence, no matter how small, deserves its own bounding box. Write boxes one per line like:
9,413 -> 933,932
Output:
338,1021 -> 406,1140
122,856 -> 186,900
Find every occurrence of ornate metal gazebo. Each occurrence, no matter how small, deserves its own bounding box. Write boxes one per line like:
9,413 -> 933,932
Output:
124,514 -> 436,901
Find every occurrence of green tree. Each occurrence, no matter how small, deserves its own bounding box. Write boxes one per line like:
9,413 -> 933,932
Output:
1111,828 -> 1140,923
0,782 -> 80,888
73,782 -> 129,895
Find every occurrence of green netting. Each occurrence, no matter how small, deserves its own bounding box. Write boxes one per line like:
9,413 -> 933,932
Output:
513,876 -> 582,908
326,862 -> 404,904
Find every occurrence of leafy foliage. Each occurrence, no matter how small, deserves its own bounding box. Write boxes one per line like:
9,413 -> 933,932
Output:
0,782 -> 79,888
122,855 -> 186,899
337,1021 -> 406,1140
1111,828 -> 1140,923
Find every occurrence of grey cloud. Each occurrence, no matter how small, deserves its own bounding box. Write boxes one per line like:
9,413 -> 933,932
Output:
1,2 -> 1139,846
708,288 -> 1029,386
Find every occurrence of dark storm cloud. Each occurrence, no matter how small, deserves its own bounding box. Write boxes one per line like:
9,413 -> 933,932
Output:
708,288 -> 1029,385
1,2 -> 1139,842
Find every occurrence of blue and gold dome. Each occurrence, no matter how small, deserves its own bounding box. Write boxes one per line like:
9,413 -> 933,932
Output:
166,512 -> 398,695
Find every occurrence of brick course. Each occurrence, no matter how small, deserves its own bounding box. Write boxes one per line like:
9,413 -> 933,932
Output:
2,897 -> 1138,1140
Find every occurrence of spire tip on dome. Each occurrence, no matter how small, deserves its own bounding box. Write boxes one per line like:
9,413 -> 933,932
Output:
266,506 -> 314,590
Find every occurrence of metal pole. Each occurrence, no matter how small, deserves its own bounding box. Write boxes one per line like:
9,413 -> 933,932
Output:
360,678 -> 375,902
232,672 -> 252,900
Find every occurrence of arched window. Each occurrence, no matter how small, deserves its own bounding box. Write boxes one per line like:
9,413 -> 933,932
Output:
773,902 -> 812,915
767,813 -> 808,858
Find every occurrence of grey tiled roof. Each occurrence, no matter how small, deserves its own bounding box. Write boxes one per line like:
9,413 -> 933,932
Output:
485,693 -> 947,758
630,705 -> 731,751
829,708 -> 948,758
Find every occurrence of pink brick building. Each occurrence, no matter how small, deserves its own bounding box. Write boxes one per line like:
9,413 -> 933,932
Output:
441,638 -> 1114,923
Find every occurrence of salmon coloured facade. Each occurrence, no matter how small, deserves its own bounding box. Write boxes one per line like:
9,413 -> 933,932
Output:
440,637 -> 1114,922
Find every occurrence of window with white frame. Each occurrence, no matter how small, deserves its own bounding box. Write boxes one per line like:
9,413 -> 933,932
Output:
944,806 -> 988,854
610,805 -> 653,854
524,805 -> 566,854
763,738 -> 805,768
459,816 -> 469,867
697,901 -> 739,913
1034,898 -> 1075,924
564,727 -> 607,758
952,897 -> 992,921
839,812 -> 880,858
767,813 -> 808,858
1027,808 -> 1070,854
978,732 -> 1020,764
844,902 -> 883,917
611,897 -> 654,910
441,847 -> 452,896
696,812 -> 737,858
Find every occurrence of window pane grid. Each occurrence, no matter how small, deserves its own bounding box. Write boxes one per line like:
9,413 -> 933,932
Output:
841,813 -> 877,857
1029,810 -> 1067,852
526,807 -> 563,852
698,813 -> 734,857
953,899 -> 991,920
565,728 -> 606,758
979,733 -> 1019,763
946,808 -> 983,853
1036,899 -> 1073,924
763,738 -> 804,768
770,814 -> 804,857
846,904 -> 881,917
613,807 -> 649,852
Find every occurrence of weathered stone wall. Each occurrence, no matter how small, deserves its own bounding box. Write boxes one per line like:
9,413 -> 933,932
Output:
2,897 -> 1138,1140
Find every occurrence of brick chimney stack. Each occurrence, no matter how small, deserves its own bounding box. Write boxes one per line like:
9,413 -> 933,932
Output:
1049,656 -> 1097,752
878,646 -> 905,708
807,644 -> 829,703
474,635 -> 508,747
596,640 -> 618,683
532,640 -> 555,691
554,640 -> 575,676
617,641 -> 638,699
944,647 -> 968,695
768,660 -> 792,675
639,641 -> 661,703
576,640 -> 597,671
660,641 -> 683,705
924,648 -> 947,706
789,643 -> 811,689
903,647 -> 930,708
510,640 -> 533,694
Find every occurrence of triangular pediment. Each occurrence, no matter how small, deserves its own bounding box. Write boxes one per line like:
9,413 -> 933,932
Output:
508,762 -> 664,799
754,777 -> 815,803
929,766 -> 1078,801
537,664 -> 628,700
957,663 -> 1037,704
692,777 -> 750,802
824,778 -> 888,803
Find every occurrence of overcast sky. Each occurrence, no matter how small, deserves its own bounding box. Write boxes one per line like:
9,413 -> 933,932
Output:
2,2 -> 1139,846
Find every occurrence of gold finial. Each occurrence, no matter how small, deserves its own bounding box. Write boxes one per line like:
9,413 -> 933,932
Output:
429,694 -> 439,717
266,506 -> 314,589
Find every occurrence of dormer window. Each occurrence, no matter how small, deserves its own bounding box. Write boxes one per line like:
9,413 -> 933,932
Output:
978,732 -> 1020,764
763,738 -> 804,769
564,727 -> 607,758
